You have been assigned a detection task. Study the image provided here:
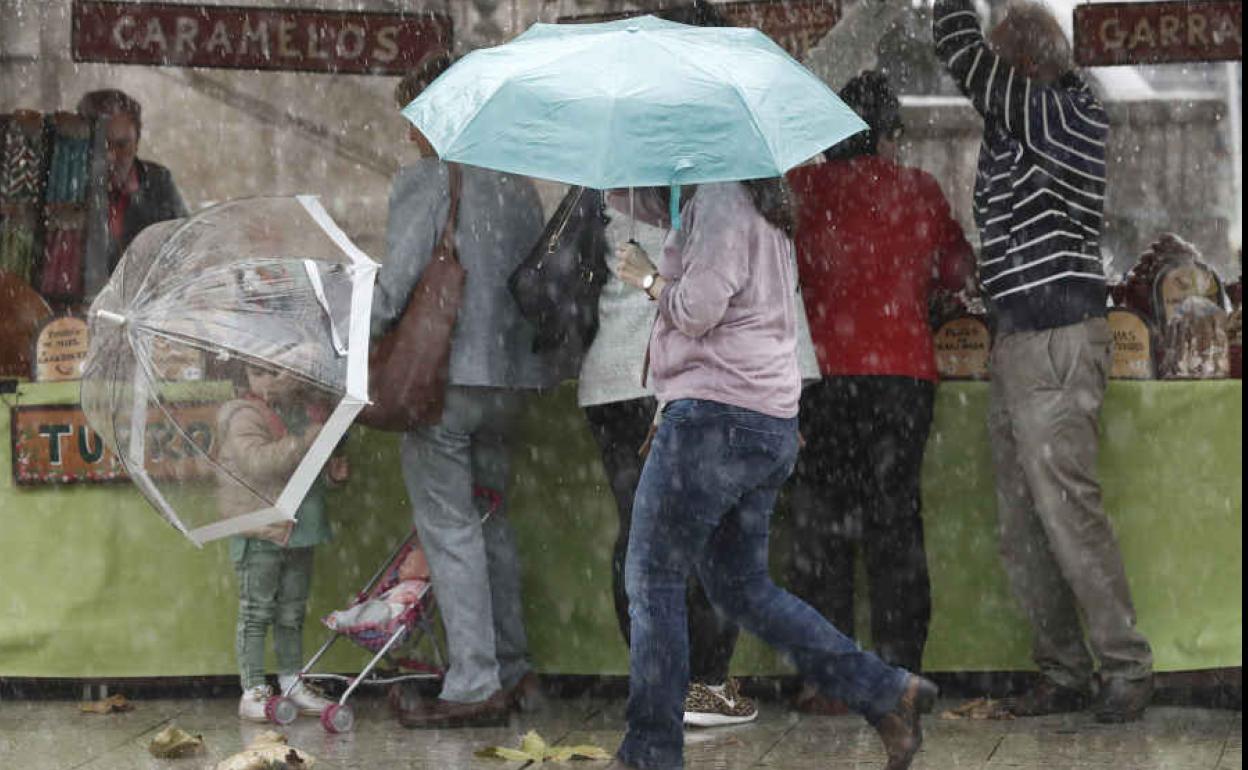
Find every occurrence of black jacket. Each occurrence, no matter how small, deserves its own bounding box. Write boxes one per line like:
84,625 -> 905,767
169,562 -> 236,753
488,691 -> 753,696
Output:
107,158 -> 188,275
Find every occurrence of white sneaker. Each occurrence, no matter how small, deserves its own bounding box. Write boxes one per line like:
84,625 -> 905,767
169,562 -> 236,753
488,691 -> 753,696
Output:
238,685 -> 273,722
683,680 -> 758,727
284,679 -> 334,715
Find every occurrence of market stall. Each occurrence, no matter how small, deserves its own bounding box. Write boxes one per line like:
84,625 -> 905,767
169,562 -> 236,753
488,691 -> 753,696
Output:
0,379 -> 1239,678
0,0 -> 1240,685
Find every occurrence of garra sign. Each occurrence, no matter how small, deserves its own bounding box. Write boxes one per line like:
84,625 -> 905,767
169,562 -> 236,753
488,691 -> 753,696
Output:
1074,1 -> 1242,66
72,1 -> 452,75
10,403 -> 218,486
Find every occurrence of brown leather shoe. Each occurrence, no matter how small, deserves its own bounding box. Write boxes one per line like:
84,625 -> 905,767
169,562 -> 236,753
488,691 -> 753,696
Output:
507,671 -> 547,713
873,674 -> 938,770
793,683 -> 850,716
396,689 -> 510,729
1002,677 -> 1091,717
1093,676 -> 1152,723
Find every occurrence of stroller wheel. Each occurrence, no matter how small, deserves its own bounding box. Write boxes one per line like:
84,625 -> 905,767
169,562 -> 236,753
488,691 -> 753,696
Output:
266,696 -> 299,726
321,703 -> 355,733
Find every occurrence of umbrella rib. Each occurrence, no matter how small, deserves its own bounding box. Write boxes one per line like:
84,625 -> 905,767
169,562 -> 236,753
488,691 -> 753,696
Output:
137,324 -> 325,388
645,32 -> 781,175
129,214 -> 210,310
128,337 -> 275,507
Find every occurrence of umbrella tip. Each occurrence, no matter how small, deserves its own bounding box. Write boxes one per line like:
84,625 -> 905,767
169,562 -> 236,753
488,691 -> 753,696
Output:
95,310 -> 127,327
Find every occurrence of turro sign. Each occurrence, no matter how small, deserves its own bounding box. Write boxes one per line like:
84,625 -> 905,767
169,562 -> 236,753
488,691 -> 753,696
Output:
1074,1 -> 1242,66
10,402 -> 218,486
71,1 -> 453,75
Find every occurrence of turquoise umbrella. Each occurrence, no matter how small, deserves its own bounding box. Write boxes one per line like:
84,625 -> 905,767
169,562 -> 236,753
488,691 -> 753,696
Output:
402,15 -> 866,228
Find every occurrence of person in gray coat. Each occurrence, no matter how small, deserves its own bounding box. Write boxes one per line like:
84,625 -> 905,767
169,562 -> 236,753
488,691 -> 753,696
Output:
372,57 -> 557,728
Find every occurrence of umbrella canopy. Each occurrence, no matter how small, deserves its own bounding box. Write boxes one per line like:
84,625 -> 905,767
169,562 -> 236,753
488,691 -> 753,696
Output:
81,197 -> 378,546
403,15 -> 867,193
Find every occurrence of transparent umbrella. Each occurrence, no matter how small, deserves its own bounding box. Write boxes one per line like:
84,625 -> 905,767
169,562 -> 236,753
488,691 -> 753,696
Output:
80,196 -> 378,546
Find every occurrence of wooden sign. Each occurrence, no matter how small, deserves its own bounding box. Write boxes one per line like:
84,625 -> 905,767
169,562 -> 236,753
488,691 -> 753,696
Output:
71,1 -> 453,76
1074,1 -> 1242,66
934,316 -> 991,380
720,0 -> 842,60
10,402 -> 218,486
559,0 -> 841,59
1108,309 -> 1155,379
33,316 -> 89,382
0,269 -> 53,380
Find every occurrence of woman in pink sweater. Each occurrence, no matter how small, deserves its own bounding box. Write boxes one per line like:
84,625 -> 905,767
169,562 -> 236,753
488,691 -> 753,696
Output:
609,180 -> 937,770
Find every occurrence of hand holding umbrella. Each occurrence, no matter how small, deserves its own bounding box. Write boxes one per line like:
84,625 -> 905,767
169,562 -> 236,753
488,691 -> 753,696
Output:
614,241 -> 667,300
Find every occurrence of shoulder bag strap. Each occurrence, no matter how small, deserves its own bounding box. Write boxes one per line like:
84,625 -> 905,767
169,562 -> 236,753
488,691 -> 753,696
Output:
438,163 -> 462,257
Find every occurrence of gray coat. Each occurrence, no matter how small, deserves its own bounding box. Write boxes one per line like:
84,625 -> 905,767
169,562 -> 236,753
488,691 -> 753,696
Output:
371,159 -> 562,390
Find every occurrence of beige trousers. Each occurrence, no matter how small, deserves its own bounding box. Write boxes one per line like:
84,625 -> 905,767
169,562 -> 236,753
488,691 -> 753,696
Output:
988,317 -> 1153,689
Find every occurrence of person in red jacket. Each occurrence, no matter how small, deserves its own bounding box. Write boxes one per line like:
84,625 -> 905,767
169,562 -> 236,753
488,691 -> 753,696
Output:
785,71 -> 973,711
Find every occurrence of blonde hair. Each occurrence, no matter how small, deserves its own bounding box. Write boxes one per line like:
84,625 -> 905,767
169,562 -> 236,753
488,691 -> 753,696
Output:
991,1 -> 1073,82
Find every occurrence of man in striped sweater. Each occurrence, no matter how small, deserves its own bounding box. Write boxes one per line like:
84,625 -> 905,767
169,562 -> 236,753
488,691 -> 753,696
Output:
933,0 -> 1154,723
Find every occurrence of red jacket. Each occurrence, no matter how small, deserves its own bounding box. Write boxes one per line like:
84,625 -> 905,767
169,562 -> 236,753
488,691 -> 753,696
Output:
788,156 -> 972,382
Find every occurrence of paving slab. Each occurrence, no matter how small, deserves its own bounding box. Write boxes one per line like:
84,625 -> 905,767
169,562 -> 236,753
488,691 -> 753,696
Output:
0,695 -> 1240,769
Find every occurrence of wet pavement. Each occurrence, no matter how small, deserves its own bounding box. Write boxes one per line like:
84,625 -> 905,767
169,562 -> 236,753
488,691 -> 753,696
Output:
0,691 -> 1240,769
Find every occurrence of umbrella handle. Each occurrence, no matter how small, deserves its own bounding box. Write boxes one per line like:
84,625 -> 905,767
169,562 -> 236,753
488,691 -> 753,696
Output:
629,187 -> 636,243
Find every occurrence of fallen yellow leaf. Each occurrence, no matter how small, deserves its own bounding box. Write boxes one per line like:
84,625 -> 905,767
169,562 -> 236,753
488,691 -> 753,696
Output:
80,694 -> 134,714
477,731 -> 612,763
547,745 -> 613,761
214,730 -> 315,769
475,746 -> 533,761
938,697 -> 1014,721
148,724 -> 206,758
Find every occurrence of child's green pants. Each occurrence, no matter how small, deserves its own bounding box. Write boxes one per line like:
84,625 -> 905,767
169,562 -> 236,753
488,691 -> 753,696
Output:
234,543 -> 314,689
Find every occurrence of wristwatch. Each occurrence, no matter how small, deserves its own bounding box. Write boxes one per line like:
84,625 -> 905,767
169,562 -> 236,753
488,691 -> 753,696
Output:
642,272 -> 660,299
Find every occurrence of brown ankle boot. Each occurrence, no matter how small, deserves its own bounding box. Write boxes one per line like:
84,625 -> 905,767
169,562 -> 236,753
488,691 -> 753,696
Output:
1002,677 -> 1091,717
873,675 -> 939,770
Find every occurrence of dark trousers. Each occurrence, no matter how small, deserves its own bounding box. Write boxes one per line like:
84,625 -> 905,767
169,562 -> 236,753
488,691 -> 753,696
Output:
787,376 -> 934,672
584,397 -> 738,685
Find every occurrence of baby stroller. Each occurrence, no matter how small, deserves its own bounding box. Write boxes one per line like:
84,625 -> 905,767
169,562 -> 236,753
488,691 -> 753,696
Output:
263,529 -> 447,733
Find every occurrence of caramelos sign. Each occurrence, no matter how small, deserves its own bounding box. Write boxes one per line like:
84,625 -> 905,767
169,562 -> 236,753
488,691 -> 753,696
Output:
72,1 -> 452,75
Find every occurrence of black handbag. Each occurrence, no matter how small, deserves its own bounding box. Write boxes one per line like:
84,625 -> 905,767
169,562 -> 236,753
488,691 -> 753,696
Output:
509,186 -> 609,356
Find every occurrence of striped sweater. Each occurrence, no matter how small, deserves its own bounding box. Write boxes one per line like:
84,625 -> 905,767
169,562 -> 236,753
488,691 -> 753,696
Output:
933,0 -> 1109,334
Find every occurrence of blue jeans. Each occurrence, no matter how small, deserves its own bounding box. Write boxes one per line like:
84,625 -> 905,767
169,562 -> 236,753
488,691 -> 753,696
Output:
617,399 -> 910,770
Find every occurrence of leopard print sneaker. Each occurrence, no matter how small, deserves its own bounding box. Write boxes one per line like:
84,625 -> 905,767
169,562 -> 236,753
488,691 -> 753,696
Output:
683,679 -> 758,727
